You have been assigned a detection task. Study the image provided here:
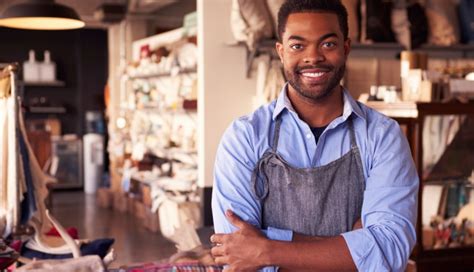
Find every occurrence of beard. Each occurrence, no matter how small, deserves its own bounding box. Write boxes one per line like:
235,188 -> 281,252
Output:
284,62 -> 346,101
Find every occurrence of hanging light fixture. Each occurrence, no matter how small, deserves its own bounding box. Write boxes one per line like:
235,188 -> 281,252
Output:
0,0 -> 85,30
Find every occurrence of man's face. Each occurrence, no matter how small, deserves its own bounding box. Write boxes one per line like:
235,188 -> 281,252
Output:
276,12 -> 350,101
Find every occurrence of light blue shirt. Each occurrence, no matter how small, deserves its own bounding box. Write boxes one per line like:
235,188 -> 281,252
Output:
212,85 -> 419,272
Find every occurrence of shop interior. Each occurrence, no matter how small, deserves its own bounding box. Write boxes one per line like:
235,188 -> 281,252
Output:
0,0 -> 473,271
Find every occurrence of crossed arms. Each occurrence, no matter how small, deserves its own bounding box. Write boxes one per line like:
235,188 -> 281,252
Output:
211,118 -> 419,271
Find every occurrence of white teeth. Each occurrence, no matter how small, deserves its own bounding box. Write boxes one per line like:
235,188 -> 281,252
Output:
302,72 -> 324,78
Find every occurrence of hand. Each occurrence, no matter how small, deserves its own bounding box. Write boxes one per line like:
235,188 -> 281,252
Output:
211,210 -> 269,271
352,219 -> 363,230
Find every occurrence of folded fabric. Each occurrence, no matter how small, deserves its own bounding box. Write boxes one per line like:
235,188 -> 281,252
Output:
0,240 -> 21,269
119,261 -> 223,272
45,226 -> 79,239
21,238 -> 114,260
15,255 -> 105,272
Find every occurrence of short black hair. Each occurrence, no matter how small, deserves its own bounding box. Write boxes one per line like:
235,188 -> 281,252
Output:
277,0 -> 349,41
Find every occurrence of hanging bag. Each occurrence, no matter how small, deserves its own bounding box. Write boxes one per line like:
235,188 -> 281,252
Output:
391,1 -> 429,49
459,0 -> 474,43
406,2 -> 429,49
361,0 -> 396,43
425,0 -> 460,46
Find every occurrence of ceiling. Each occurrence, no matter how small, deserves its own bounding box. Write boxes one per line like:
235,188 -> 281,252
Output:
0,0 -> 196,29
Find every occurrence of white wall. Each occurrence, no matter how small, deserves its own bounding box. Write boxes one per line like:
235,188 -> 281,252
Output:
197,0 -> 257,187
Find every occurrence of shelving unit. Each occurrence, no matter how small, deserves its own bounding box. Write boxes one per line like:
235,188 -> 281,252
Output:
107,27 -> 201,231
366,101 -> 474,272
244,39 -> 474,77
121,64 -> 198,170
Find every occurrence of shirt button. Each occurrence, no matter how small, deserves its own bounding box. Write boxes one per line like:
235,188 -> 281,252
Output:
306,133 -> 311,139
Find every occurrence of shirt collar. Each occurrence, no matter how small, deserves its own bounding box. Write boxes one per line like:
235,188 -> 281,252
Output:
272,83 -> 366,121
272,83 -> 293,120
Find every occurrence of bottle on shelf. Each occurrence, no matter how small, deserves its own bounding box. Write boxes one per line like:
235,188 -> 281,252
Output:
39,50 -> 56,82
23,50 -> 40,82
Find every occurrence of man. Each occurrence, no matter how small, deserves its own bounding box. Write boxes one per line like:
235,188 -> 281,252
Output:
211,0 -> 419,271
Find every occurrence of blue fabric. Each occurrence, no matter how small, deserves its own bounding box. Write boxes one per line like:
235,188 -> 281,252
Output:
212,85 -> 419,272
18,132 -> 37,225
21,238 -> 115,260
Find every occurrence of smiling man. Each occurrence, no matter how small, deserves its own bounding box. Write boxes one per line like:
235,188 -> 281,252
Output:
211,0 -> 419,271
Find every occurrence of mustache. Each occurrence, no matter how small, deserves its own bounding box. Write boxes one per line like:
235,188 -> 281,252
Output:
295,64 -> 333,73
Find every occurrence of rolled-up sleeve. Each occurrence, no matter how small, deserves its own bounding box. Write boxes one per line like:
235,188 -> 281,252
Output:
342,118 -> 419,272
212,119 -> 293,272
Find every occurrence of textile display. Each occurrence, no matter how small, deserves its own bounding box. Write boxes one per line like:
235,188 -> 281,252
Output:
115,261 -> 223,272
425,115 -> 474,181
230,0 -> 273,49
21,238 -> 114,260
0,67 -> 20,238
252,57 -> 285,109
422,115 -> 463,178
459,0 -> 474,43
341,0 -> 360,42
391,1 -> 429,49
360,0 -> 396,43
425,0 -> 460,46
266,0 -> 285,37
16,255 -> 105,272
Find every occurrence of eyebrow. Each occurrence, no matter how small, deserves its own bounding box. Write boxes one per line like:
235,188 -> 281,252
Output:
287,33 -> 338,43
287,35 -> 306,41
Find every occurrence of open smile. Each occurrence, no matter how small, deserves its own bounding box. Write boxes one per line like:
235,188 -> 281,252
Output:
298,69 -> 330,84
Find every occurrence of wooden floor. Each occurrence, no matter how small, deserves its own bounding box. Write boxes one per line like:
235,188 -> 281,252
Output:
50,191 -> 213,269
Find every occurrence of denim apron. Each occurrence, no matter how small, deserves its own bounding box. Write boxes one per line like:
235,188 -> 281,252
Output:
252,116 -> 365,236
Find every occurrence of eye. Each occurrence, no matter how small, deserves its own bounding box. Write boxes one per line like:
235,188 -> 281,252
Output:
322,41 -> 336,48
290,44 -> 304,50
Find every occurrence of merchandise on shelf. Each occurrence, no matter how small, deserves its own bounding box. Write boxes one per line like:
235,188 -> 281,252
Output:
108,30 -> 200,237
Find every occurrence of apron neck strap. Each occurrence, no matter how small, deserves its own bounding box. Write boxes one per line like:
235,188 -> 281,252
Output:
348,115 -> 357,148
271,117 -> 283,151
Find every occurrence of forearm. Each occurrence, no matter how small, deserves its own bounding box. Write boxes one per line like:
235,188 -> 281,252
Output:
279,235 -> 326,272
263,235 -> 357,271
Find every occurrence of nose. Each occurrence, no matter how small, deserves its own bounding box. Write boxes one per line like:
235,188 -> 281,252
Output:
303,46 -> 325,64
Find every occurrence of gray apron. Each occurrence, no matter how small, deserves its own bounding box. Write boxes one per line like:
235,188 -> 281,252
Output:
252,116 -> 365,236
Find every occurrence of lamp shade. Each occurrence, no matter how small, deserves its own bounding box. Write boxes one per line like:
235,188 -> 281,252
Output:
0,0 -> 85,30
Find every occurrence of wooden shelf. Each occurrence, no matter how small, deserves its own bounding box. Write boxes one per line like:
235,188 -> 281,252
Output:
417,246 -> 474,257
365,101 -> 418,118
121,99 -> 197,112
22,80 -> 65,87
412,246 -> 474,271
365,101 -> 474,118
128,67 -> 196,80
423,179 -> 474,187
28,106 -> 66,114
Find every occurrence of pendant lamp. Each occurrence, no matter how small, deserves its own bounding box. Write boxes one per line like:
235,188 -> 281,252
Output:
0,0 -> 85,30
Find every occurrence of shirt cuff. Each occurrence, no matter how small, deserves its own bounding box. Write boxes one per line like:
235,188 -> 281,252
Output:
341,228 -> 376,271
264,226 -> 293,241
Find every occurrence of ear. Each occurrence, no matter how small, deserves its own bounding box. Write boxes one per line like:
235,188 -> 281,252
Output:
343,38 -> 351,57
276,42 -> 284,64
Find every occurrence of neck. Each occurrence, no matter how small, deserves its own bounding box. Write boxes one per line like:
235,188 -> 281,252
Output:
287,85 -> 344,127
